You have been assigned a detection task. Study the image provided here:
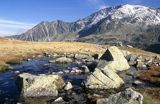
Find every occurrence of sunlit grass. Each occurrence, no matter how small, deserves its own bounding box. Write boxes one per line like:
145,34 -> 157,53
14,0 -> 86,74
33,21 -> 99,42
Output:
0,37 -> 159,73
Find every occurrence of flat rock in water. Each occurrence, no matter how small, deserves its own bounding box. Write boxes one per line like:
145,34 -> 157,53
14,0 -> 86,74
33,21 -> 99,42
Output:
74,54 -> 90,60
55,56 -> 72,63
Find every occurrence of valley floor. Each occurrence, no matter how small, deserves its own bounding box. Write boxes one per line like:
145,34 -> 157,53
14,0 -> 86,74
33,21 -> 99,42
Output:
0,38 -> 160,104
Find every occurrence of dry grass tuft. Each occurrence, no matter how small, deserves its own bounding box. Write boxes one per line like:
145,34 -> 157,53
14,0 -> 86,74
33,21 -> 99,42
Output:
0,64 -> 9,73
138,87 -> 160,104
138,66 -> 160,85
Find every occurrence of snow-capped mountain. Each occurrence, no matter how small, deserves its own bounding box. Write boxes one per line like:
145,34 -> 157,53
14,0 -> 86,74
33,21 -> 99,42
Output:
10,4 -> 160,49
112,4 -> 160,25
76,7 -> 114,28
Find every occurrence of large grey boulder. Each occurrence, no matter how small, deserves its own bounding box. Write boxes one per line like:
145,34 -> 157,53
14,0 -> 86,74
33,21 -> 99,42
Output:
85,68 -> 124,89
97,88 -> 143,104
98,46 -> 130,72
18,73 -> 65,97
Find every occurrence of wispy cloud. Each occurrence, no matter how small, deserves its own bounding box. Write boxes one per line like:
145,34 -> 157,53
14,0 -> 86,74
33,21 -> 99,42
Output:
0,19 -> 35,36
87,0 -> 108,10
124,0 -> 144,5
99,5 -> 107,10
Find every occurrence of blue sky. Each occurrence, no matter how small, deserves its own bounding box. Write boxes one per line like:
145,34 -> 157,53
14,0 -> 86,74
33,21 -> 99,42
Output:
0,0 -> 160,36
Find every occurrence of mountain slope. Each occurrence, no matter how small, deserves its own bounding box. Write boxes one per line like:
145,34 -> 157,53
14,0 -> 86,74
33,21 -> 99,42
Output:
78,4 -> 160,48
11,20 -> 81,41
11,7 -> 114,41
10,4 -> 160,50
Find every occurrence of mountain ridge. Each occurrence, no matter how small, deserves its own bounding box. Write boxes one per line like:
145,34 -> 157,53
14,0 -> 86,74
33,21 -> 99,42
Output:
10,4 -> 160,52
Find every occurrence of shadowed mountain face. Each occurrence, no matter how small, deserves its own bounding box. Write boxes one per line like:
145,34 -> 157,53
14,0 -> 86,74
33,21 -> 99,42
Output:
146,43 -> 160,54
10,4 -> 160,50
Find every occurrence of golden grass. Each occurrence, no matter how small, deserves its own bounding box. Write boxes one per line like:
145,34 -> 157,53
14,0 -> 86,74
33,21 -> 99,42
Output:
0,38 -> 105,72
138,66 -> 160,85
143,93 -> 160,104
120,46 -> 159,57
137,87 -> 160,104
0,38 -> 159,73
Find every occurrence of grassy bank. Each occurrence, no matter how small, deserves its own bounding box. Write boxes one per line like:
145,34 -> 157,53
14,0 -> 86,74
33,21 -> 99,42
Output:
0,38 -> 105,73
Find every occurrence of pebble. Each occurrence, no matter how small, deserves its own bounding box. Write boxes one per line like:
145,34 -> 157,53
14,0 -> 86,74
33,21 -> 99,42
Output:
64,82 -> 73,90
64,70 -> 70,74
57,71 -> 63,74
54,97 -> 64,103
133,80 -> 144,86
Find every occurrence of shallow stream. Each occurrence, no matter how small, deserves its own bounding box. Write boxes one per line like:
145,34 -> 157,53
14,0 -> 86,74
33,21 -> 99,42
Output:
0,56 -> 156,104
0,57 -> 87,104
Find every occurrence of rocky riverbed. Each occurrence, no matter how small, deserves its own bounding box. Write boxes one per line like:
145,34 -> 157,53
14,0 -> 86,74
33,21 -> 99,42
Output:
0,46 -> 159,104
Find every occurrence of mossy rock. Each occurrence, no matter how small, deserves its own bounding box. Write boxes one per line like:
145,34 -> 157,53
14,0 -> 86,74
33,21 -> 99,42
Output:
6,59 -> 21,65
143,94 -> 160,104
0,64 -> 9,73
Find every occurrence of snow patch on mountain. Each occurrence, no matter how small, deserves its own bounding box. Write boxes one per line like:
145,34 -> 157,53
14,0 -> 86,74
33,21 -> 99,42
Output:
111,4 -> 160,25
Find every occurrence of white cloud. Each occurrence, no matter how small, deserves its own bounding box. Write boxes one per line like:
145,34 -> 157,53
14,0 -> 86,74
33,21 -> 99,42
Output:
87,0 -> 107,10
124,0 -> 144,4
0,19 -> 35,36
0,30 -> 13,36
99,5 -> 107,10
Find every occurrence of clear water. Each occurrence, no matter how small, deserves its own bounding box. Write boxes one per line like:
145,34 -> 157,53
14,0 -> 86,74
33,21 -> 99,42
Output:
0,57 -> 84,104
